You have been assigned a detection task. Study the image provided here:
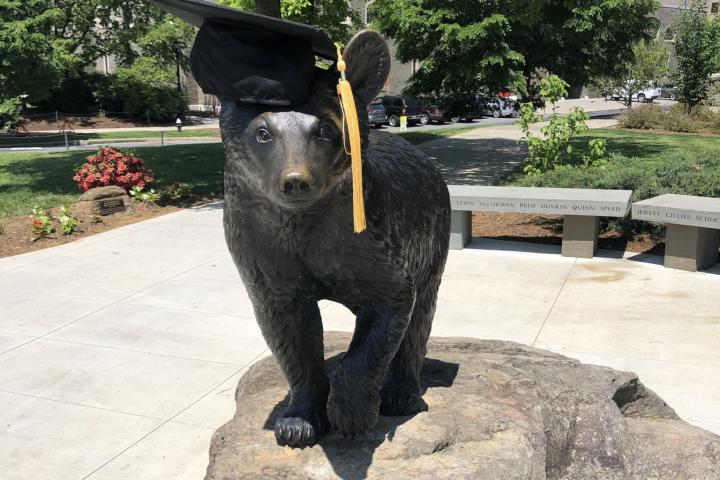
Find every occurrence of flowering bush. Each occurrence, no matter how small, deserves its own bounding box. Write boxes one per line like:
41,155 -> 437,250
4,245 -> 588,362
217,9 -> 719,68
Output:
31,206 -> 54,241
130,185 -> 161,205
59,206 -> 79,235
73,147 -> 154,192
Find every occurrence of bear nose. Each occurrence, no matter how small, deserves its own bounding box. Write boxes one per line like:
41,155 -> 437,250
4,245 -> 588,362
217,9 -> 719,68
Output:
279,169 -> 315,195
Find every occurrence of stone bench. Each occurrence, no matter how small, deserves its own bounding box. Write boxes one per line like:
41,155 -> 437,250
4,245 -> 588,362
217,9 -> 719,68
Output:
448,186 -> 633,258
632,194 -> 720,271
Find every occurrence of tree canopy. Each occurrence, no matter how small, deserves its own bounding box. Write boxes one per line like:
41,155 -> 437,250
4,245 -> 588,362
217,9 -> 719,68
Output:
673,5 -> 720,111
593,39 -> 668,107
0,0 -> 194,105
220,0 -> 361,43
0,0 -> 64,101
370,0 -> 660,98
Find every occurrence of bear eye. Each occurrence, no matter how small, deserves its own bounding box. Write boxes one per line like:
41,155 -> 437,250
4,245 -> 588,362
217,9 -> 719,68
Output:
255,128 -> 273,144
318,123 -> 336,141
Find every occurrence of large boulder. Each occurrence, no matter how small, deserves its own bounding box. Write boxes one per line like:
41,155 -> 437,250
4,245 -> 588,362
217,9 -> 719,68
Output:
206,332 -> 720,480
75,186 -> 129,216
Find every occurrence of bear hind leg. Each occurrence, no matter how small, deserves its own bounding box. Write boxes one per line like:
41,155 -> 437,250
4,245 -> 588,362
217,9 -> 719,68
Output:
380,285 -> 437,416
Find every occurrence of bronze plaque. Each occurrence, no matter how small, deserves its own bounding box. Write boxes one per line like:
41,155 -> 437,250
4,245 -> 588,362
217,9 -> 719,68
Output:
95,198 -> 126,216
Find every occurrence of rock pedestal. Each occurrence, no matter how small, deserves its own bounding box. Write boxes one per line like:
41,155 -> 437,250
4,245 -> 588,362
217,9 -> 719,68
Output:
206,332 -> 720,480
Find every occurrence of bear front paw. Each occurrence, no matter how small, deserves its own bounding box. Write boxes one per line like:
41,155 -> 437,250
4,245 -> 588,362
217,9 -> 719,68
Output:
275,413 -> 328,449
327,367 -> 380,436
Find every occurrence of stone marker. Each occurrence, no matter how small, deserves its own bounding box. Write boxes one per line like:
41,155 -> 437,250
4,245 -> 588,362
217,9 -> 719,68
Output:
205,332 -> 720,480
633,194 -> 720,271
448,186 -> 632,258
76,186 -> 129,216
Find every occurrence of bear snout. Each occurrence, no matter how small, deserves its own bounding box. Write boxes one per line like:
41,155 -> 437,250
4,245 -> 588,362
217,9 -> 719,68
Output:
279,167 -> 316,197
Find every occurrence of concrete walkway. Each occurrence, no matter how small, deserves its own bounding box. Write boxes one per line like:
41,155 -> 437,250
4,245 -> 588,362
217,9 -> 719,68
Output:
420,118 -> 617,185
1,203 -> 718,480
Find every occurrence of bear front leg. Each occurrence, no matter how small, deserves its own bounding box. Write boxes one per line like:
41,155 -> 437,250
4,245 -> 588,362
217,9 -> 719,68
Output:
327,297 -> 415,436
255,302 -> 329,448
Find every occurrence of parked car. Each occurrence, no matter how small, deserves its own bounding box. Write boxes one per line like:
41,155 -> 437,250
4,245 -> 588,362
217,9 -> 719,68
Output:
421,100 -> 445,125
659,83 -> 678,100
375,95 -> 423,127
477,95 -> 517,118
606,84 -> 661,103
367,100 -> 388,127
443,96 -> 482,123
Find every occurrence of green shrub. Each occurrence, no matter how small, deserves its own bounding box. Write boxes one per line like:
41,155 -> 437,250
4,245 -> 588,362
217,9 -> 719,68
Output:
519,102 -> 607,175
0,97 -> 23,131
662,109 -> 701,133
510,149 -> 720,234
39,71 -> 105,114
116,57 -> 187,121
617,104 -> 663,130
93,74 -> 126,113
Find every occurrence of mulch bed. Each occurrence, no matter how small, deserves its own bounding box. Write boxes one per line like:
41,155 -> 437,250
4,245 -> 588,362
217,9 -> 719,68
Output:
0,197 -> 217,259
1,205 -> 665,260
472,212 -> 666,255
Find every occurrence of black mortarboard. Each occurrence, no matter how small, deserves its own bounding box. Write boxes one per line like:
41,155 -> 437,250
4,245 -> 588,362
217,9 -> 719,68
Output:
151,0 -> 338,106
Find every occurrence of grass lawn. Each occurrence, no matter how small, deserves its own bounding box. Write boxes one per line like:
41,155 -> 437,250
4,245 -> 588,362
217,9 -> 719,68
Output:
578,128 -> 720,161
505,128 -> 720,230
11,125 -> 694,220
0,143 -> 225,218
0,129 -> 221,148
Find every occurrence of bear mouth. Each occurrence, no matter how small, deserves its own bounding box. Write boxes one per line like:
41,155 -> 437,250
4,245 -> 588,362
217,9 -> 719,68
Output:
276,196 -> 317,210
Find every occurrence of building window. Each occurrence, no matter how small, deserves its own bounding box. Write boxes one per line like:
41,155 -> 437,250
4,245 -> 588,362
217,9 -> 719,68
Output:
712,2 -> 719,14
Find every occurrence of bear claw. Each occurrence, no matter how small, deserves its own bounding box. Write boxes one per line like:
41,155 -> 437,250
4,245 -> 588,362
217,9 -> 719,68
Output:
275,415 -> 327,449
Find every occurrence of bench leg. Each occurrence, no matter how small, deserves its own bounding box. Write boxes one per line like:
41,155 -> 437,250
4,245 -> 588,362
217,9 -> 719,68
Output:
449,210 -> 472,250
561,216 -> 600,259
664,224 -> 720,272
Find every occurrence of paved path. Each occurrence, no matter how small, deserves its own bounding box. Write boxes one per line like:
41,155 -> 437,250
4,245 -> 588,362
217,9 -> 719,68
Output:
1,202 -> 718,479
419,118 -> 617,185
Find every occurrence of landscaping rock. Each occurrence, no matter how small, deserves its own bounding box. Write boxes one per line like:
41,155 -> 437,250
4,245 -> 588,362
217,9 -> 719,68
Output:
76,186 -> 129,216
206,332 -> 720,480
78,185 -> 128,201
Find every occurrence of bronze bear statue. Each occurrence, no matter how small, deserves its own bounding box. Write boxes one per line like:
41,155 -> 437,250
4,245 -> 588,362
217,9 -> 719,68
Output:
221,30 -> 450,448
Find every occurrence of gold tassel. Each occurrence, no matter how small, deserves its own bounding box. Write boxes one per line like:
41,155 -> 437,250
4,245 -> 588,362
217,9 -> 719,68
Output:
336,44 -> 366,234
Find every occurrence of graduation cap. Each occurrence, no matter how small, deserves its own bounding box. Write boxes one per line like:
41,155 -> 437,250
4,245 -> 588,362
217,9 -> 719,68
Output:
151,0 -> 337,107
152,0 -> 369,233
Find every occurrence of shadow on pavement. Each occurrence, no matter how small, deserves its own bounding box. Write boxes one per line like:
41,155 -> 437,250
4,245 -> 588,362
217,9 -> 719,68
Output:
419,137 -> 525,185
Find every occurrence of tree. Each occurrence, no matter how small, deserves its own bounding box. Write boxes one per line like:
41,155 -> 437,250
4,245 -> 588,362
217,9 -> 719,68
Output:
518,75 -> 607,175
0,1 -> 64,102
674,4 -> 720,112
369,0 -> 660,99
135,18 -> 196,91
115,57 -> 187,120
220,0 -> 361,43
0,0 -> 195,106
593,39 -> 668,108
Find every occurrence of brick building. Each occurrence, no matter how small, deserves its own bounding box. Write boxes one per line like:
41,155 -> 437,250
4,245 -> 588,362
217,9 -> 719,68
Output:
654,1 -> 719,75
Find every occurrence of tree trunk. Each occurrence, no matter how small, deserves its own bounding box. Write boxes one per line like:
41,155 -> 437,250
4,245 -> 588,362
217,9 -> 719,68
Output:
256,0 -> 281,18
568,84 -> 583,99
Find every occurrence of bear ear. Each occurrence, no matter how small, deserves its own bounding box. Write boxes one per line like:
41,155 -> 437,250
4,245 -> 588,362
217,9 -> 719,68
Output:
343,30 -> 391,106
